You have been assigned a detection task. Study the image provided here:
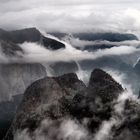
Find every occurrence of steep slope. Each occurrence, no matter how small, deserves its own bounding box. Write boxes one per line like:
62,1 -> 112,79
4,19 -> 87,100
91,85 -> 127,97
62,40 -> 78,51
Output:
5,69 -> 129,140
0,28 -> 65,50
0,63 -> 47,140
0,63 -> 47,102
88,69 -> 123,103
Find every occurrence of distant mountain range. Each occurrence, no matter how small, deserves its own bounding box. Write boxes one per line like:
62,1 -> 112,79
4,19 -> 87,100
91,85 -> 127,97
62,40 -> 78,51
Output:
49,32 -> 139,51
50,32 -> 138,42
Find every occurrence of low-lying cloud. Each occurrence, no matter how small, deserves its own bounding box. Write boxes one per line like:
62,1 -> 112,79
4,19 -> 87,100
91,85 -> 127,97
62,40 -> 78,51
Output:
64,36 -> 140,48
19,42 -> 140,63
0,40 -> 140,64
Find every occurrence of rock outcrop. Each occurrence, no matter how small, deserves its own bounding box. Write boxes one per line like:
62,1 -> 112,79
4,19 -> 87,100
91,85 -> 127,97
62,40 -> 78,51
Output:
5,69 -> 133,140
88,69 -> 123,103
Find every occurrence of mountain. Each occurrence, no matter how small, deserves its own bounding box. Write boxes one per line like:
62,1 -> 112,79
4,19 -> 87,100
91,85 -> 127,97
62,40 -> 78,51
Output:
0,94 -> 23,139
49,32 -> 138,42
6,69 -> 135,140
73,32 -> 138,42
49,32 -> 139,51
0,28 -> 65,50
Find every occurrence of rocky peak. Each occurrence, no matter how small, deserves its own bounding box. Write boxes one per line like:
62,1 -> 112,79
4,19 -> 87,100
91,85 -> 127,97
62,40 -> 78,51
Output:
88,69 -> 123,103
89,69 -> 121,87
4,69 -> 126,140
53,73 -> 86,95
9,73 -> 86,135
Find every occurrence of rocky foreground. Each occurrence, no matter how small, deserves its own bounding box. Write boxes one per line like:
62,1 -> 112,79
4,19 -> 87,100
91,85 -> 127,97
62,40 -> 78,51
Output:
4,69 -> 140,140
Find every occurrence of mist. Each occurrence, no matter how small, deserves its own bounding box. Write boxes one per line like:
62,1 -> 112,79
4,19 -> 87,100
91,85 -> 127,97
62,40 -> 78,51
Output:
16,42 -> 140,64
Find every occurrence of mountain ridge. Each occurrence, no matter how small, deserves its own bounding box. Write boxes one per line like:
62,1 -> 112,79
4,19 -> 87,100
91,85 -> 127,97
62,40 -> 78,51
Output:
0,27 -> 65,50
4,68 -> 128,140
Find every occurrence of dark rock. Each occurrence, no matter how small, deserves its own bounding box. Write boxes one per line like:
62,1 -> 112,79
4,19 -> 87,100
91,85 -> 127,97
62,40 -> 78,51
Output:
112,99 -> 140,139
88,69 -> 123,103
0,94 -> 23,140
9,73 -> 86,134
4,69 -> 125,140
6,69 -> 140,140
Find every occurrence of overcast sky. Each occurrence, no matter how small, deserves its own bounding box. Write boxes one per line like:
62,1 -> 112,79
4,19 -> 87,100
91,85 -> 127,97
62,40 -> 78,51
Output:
0,0 -> 140,34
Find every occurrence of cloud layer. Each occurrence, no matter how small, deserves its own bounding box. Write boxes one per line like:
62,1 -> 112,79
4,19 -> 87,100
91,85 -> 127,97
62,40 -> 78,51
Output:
18,42 -> 140,63
0,0 -> 140,36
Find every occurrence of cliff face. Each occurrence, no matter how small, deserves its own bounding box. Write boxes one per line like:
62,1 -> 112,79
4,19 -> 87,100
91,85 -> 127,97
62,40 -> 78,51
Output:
7,69 -> 140,140
0,63 -> 47,102
0,63 -> 47,139
88,69 -> 123,103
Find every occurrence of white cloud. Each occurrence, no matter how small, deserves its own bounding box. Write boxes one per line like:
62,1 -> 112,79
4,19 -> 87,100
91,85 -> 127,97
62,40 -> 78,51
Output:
18,42 -> 140,64
0,0 -> 140,36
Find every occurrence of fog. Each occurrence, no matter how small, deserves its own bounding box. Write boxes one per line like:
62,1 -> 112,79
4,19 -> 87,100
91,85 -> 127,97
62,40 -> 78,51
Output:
14,42 -> 140,64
